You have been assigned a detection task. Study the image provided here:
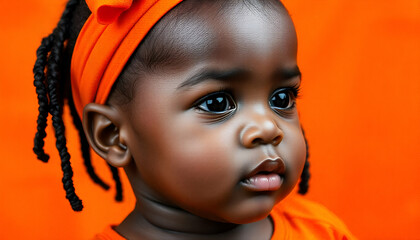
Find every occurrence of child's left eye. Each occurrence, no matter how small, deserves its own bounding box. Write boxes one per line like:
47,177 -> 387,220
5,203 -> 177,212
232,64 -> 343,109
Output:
269,88 -> 297,110
196,92 -> 236,113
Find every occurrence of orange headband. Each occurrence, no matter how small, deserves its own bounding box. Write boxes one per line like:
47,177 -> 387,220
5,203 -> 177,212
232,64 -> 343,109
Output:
71,0 -> 183,118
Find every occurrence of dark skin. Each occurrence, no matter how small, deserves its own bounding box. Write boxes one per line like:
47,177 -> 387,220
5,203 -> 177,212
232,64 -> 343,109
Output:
83,1 -> 305,239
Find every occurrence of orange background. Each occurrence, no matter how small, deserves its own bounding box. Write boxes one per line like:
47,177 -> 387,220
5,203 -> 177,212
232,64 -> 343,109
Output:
0,0 -> 419,239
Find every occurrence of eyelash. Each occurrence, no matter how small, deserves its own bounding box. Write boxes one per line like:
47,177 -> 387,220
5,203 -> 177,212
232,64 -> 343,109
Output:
289,84 -> 301,98
269,85 -> 300,116
193,85 -> 300,117
193,88 -> 235,112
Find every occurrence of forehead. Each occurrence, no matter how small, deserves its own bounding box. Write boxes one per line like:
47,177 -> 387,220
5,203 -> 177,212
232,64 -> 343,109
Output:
147,0 -> 297,70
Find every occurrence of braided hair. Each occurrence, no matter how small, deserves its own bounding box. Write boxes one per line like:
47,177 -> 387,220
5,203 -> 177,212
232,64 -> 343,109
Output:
298,127 -> 310,194
33,0 -> 122,211
33,0 -> 310,211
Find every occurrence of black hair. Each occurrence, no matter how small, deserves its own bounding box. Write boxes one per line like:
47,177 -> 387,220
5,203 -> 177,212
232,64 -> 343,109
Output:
33,0 -> 122,211
33,0 -> 309,211
298,127 -> 310,195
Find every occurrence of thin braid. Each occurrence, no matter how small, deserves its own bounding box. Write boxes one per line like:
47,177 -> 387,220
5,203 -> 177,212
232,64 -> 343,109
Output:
298,127 -> 311,195
108,164 -> 123,201
51,0 -> 82,211
34,0 -> 127,211
68,97 -> 111,190
33,34 -> 55,162
38,0 -> 83,211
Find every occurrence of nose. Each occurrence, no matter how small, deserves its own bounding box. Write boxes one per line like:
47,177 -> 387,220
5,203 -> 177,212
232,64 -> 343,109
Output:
240,113 -> 283,148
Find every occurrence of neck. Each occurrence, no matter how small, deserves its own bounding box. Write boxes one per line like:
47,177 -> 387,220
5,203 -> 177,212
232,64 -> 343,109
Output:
116,188 -> 272,240
143,192 -> 240,231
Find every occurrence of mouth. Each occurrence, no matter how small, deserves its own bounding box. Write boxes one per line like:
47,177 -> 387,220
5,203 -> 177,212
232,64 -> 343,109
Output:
240,158 -> 286,192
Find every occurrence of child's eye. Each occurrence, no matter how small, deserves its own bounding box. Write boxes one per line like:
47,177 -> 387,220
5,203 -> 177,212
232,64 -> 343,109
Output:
196,92 -> 236,113
269,88 -> 297,110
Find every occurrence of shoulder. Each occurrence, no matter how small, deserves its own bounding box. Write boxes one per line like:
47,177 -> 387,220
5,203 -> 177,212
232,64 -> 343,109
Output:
271,194 -> 357,240
92,225 -> 126,240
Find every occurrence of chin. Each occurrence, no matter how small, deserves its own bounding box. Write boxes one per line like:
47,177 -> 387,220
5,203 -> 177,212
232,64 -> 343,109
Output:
225,197 -> 278,224
227,211 -> 271,225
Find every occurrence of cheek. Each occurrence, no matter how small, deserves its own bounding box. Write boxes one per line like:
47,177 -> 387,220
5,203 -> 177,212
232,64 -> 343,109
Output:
282,124 -> 306,187
135,122 -> 239,207
165,143 -> 236,201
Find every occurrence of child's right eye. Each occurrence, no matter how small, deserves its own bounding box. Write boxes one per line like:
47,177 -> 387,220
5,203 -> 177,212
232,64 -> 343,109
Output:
195,92 -> 236,114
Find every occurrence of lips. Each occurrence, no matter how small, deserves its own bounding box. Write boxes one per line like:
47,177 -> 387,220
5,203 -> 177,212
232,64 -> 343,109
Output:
240,158 -> 286,192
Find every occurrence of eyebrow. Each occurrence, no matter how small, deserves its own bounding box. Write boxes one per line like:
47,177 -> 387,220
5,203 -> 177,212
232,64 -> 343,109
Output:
274,66 -> 302,80
177,68 -> 248,90
176,66 -> 302,90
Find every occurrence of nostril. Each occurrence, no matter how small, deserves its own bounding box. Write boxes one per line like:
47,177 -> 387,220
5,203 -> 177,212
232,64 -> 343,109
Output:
251,138 -> 262,146
251,136 -> 281,146
240,123 -> 283,147
272,136 -> 282,145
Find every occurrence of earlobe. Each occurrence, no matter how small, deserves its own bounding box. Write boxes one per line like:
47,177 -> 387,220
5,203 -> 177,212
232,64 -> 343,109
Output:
83,103 -> 131,167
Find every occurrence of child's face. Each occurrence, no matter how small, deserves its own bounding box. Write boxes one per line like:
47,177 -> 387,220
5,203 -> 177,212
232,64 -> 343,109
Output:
120,3 -> 305,224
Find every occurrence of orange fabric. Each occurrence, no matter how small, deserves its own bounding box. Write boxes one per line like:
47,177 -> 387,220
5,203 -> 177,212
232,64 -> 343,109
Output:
71,0 -> 183,118
93,226 -> 126,240
271,195 -> 356,239
92,195 -> 356,240
87,0 -> 133,24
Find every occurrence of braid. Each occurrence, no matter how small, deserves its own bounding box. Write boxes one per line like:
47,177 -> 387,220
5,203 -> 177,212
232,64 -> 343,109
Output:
33,0 -> 127,211
108,164 -> 123,201
69,95 -> 125,202
33,0 -> 83,211
33,34 -> 55,163
49,0 -> 83,211
298,127 -> 311,195
68,97 -> 110,190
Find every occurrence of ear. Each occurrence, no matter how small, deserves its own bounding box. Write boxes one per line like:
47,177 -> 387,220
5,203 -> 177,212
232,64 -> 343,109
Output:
83,103 -> 131,167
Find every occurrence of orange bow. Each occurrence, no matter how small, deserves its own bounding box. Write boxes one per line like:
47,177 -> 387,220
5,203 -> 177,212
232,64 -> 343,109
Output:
86,0 -> 133,24
71,0 -> 183,118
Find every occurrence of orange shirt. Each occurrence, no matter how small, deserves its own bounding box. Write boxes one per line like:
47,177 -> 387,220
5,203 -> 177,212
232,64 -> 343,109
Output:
270,195 -> 356,239
93,195 -> 356,240
93,226 -> 125,240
